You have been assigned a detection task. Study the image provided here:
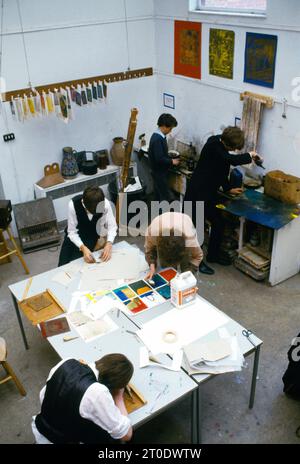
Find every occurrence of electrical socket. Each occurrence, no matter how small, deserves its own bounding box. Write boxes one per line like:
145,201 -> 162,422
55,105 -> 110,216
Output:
3,133 -> 15,142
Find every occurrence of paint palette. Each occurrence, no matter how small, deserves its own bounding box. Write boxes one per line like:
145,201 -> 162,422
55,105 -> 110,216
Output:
97,268 -> 177,317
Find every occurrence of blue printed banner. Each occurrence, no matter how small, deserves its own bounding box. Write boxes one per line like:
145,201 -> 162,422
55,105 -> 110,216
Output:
244,32 -> 277,88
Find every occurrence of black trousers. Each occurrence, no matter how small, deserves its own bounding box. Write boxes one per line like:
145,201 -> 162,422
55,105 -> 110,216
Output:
204,202 -> 225,259
185,199 -> 225,260
58,236 -> 82,267
151,171 -> 174,202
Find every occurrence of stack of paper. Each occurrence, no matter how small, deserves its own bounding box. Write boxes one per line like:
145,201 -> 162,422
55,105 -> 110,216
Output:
183,328 -> 244,375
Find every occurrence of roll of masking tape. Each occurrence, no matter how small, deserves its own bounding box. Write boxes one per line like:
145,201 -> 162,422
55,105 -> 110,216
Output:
162,331 -> 178,343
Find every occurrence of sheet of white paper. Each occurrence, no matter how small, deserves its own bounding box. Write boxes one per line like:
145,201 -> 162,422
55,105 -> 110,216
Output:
64,261 -> 83,275
183,330 -> 244,375
74,315 -> 118,342
85,295 -> 124,320
139,347 -> 183,371
52,272 -> 73,287
80,248 -> 140,291
137,299 -> 229,355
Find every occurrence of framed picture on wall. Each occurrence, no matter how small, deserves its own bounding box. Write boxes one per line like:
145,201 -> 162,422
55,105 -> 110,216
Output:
163,93 -> 175,109
174,20 -> 202,79
209,28 -> 235,79
244,32 -> 278,88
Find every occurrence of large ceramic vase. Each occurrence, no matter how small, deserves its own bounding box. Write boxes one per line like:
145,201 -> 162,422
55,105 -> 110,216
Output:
110,137 -> 125,166
61,147 -> 79,179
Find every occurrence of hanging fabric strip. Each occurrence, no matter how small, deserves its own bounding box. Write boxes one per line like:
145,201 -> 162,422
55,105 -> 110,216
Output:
46,91 -> 55,113
28,93 -> 36,116
34,92 -> 41,115
240,96 -> 263,153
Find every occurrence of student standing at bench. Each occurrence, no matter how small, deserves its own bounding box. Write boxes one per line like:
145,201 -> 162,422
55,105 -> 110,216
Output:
58,186 -> 117,266
148,113 -> 180,202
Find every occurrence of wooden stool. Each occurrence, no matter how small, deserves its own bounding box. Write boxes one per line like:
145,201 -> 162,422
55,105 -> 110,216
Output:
0,337 -> 26,396
0,226 -> 30,274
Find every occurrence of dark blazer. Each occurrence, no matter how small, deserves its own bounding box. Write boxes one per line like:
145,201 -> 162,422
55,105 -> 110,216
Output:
148,132 -> 172,173
184,135 -> 252,203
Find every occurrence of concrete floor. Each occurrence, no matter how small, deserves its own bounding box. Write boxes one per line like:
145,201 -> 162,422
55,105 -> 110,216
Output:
0,236 -> 300,444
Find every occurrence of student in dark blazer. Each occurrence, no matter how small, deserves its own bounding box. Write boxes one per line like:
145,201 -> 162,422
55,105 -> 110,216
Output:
183,126 -> 262,274
148,113 -> 179,202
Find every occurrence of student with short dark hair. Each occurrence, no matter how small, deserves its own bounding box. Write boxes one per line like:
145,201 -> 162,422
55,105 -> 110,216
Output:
148,113 -> 179,202
58,186 -> 117,266
32,354 -> 134,444
144,212 -> 203,280
184,126 -> 262,274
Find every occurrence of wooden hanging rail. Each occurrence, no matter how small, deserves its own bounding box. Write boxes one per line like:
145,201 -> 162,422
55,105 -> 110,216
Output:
2,67 -> 153,102
240,91 -> 274,109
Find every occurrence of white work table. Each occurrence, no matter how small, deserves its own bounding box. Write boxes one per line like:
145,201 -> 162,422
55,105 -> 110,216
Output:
131,294 -> 263,443
8,258 -> 198,443
9,257 -> 262,444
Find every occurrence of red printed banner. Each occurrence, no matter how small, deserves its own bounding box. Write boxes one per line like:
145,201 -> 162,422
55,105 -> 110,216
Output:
174,20 -> 202,79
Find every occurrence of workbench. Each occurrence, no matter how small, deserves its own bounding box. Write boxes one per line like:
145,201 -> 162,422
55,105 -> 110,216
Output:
219,189 -> 300,285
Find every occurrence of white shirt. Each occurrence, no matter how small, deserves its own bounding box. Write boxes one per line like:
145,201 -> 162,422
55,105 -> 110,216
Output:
31,358 -> 131,444
67,198 -> 117,249
155,128 -> 166,139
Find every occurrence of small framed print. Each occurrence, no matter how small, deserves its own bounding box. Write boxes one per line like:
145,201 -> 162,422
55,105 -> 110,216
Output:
163,93 -> 175,109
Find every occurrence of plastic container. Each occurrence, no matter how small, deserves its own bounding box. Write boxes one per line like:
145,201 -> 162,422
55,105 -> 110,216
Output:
170,271 -> 197,308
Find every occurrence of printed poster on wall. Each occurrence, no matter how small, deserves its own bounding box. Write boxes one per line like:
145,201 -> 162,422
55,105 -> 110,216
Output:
174,21 -> 201,79
209,28 -> 235,79
244,32 -> 278,88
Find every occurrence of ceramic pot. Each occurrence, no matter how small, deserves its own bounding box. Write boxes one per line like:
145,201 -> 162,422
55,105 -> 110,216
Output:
61,147 -> 79,179
110,137 -> 125,166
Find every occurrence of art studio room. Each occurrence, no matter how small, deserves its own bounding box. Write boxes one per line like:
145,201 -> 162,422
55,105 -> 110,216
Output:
0,0 -> 300,447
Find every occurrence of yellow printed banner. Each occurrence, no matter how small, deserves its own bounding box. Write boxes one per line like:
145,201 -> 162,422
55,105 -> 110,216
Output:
209,28 -> 235,79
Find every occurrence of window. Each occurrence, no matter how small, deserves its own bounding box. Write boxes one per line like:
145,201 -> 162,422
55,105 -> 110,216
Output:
195,0 -> 267,15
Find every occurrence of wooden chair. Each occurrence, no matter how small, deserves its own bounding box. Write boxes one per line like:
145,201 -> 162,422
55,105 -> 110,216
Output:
0,337 -> 26,396
0,226 -> 29,274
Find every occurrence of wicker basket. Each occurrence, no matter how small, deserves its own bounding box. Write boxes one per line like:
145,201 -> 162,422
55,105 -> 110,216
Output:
264,170 -> 300,204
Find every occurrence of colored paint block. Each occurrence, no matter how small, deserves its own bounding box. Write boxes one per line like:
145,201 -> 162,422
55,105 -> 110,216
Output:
124,297 -> 148,314
113,286 -> 136,302
129,280 -> 152,296
147,273 -> 167,289
159,268 -> 177,282
156,284 -> 171,300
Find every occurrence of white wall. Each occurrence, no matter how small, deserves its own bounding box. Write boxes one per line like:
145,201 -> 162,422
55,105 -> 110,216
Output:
0,0 -> 156,204
153,0 -> 300,176
2,0 -> 300,207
